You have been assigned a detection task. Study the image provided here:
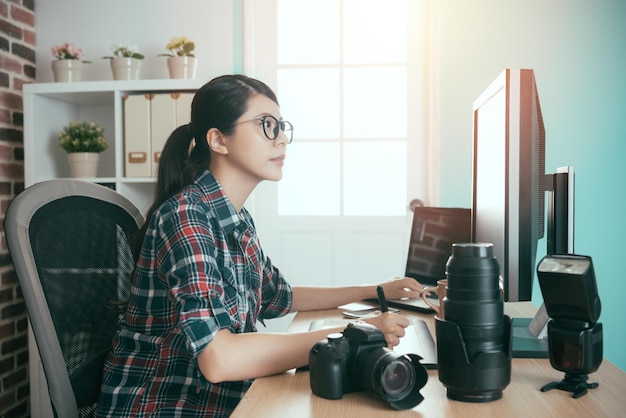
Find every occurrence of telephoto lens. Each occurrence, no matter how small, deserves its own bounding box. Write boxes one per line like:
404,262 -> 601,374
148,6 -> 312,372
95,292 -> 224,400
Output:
435,243 -> 512,402
445,243 -> 505,360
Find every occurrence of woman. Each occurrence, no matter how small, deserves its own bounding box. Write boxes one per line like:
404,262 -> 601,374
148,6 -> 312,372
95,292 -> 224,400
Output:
97,74 -> 422,417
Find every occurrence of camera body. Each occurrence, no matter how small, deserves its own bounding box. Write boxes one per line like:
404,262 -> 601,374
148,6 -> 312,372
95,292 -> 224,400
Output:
545,319 -> 603,375
309,322 -> 427,410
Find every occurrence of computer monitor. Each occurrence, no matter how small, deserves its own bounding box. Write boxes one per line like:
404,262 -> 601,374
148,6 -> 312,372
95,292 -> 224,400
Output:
472,69 -> 576,358
546,166 -> 575,256
471,68 -> 545,303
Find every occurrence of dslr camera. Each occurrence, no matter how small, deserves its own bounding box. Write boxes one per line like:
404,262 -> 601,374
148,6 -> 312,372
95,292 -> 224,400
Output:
309,322 -> 428,410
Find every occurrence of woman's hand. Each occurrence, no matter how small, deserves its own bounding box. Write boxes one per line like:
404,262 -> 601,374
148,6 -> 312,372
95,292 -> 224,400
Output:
357,277 -> 421,347
376,276 -> 423,300
360,311 -> 411,348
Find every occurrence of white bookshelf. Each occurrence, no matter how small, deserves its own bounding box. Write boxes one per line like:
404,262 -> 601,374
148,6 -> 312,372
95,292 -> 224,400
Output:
23,79 -> 204,211
22,79 -> 204,417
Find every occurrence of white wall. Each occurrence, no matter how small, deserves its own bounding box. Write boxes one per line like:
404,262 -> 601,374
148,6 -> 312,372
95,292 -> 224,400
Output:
35,0 -> 237,82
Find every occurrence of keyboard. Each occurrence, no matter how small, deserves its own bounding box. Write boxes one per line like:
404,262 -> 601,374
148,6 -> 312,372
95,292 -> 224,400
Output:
307,318 -> 437,369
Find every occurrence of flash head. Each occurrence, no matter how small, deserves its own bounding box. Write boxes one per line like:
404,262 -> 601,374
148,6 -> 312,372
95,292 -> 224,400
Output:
537,254 -> 601,324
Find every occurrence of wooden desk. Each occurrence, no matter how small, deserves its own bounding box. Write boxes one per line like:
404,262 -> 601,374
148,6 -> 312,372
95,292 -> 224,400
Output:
232,303 -> 626,418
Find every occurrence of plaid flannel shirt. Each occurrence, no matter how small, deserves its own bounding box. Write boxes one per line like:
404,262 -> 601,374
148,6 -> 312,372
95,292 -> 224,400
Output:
97,170 -> 292,417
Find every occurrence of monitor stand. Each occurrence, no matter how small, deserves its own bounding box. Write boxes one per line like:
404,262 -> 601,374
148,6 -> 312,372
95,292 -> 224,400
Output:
511,304 -> 550,358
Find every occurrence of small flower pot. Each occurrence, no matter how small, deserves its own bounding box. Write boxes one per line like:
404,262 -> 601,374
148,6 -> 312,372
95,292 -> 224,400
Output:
52,60 -> 83,82
110,57 -> 142,80
167,56 -> 197,79
67,152 -> 100,178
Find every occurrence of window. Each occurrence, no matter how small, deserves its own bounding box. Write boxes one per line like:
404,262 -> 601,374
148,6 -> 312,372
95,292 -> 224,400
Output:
243,0 -> 438,286
248,0 -> 426,216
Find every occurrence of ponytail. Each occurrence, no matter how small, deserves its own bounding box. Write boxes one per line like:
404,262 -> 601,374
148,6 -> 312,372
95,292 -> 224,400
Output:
133,124 -> 206,253
154,123 -> 208,207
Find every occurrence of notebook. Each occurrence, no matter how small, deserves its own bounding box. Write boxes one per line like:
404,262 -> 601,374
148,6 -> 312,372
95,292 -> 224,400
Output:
369,207 -> 471,313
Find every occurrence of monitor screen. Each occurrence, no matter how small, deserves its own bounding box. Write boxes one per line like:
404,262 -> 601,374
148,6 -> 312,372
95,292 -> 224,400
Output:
472,68 -> 545,302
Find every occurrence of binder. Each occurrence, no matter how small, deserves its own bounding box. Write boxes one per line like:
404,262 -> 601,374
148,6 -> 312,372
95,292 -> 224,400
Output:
124,94 -> 151,177
174,92 -> 194,126
150,94 -> 177,176
123,91 -> 196,178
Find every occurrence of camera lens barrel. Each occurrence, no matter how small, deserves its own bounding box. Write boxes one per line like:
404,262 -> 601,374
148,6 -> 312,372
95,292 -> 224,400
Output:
355,349 -> 427,410
436,243 -> 512,402
445,243 -> 505,360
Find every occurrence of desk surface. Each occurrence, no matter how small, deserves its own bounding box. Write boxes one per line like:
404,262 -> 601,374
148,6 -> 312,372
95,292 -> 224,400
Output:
232,302 -> 626,418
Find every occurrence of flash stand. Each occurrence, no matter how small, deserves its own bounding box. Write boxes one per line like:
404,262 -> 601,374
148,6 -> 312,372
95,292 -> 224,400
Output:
541,373 -> 598,399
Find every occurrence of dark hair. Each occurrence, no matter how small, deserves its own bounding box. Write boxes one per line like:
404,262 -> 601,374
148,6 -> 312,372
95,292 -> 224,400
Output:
135,74 -> 278,251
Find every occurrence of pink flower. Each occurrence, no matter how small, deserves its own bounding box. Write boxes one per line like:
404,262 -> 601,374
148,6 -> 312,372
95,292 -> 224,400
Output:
51,42 -> 84,60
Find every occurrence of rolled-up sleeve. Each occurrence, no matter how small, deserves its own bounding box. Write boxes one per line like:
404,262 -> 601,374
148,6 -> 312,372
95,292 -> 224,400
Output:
156,202 -> 234,359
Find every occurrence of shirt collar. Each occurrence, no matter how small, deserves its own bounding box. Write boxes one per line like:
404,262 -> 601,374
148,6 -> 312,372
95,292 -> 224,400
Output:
194,170 -> 250,236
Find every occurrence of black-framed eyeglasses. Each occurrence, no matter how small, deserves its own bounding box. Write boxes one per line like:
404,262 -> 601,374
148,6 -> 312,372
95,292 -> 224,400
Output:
228,115 -> 294,144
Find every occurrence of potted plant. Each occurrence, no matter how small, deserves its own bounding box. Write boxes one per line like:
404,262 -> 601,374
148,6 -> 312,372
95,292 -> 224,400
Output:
59,121 -> 108,178
159,36 -> 197,79
50,42 -> 90,82
104,43 -> 145,80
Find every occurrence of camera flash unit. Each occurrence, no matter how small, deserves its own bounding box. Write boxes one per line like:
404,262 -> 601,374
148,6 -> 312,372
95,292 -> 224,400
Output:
537,254 -> 603,398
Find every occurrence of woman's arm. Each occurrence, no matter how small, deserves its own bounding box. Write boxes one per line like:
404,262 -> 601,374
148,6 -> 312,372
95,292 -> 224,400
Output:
198,278 -> 422,383
290,276 -> 423,312
198,327 -> 341,383
198,310 -> 410,383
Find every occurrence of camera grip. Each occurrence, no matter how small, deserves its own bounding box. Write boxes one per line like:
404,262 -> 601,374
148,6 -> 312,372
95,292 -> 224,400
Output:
309,334 -> 350,400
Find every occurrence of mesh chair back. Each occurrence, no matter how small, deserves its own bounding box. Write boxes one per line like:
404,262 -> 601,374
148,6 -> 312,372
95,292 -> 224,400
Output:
4,180 -> 144,418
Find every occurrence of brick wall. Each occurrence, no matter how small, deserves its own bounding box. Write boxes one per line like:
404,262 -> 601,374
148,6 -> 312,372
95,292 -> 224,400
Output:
0,0 -> 35,417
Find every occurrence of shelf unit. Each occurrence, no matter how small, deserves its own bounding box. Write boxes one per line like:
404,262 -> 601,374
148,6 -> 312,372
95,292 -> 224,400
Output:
22,79 -> 204,417
23,79 -> 205,212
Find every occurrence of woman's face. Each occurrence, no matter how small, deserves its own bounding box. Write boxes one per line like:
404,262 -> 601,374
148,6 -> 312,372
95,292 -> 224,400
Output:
221,94 -> 289,184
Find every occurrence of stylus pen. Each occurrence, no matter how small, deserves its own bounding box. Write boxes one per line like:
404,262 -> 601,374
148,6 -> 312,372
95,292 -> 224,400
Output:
377,286 -> 389,313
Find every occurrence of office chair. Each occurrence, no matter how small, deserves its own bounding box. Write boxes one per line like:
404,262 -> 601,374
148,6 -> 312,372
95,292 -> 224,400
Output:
4,179 -> 145,418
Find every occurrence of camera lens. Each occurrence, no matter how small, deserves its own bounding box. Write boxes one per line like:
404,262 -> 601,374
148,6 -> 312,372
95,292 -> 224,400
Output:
381,359 -> 415,396
436,242 -> 511,403
356,349 -> 427,410
445,243 -> 504,361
